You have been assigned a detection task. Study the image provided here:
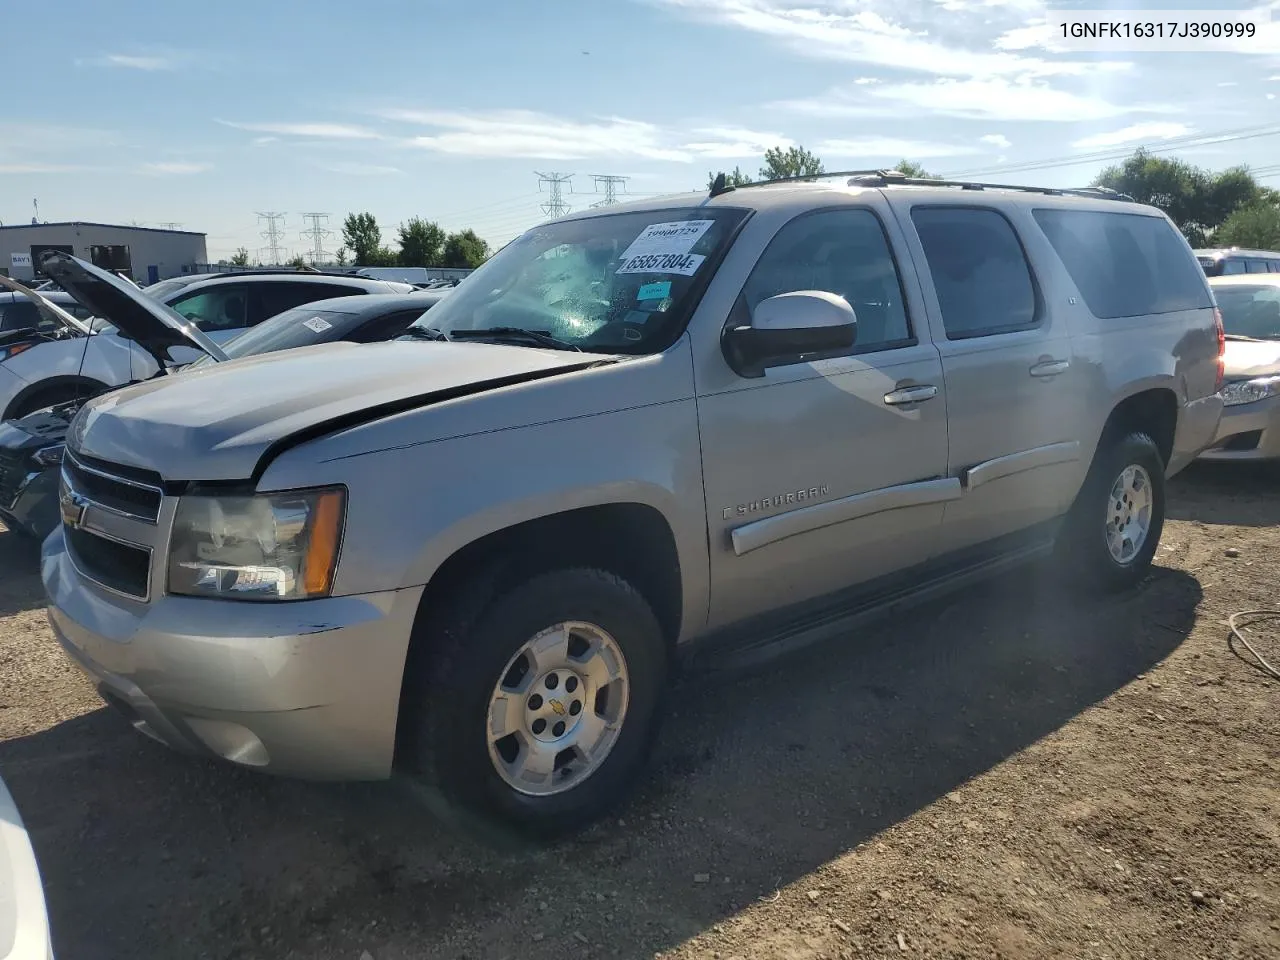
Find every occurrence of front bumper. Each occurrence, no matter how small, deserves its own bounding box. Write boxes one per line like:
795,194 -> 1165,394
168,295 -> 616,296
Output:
1199,393 -> 1280,462
42,529 -> 423,780
0,464 -> 59,540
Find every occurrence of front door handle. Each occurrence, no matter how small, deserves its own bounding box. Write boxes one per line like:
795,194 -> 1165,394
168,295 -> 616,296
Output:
883,384 -> 939,406
1030,359 -> 1070,378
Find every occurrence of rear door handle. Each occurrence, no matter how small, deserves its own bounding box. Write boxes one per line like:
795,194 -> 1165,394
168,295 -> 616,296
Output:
883,384 -> 939,406
1029,359 -> 1070,378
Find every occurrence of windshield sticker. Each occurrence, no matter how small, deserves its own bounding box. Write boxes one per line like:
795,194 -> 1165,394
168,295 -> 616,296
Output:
302,316 -> 333,333
617,253 -> 705,277
619,220 -> 714,260
637,280 -> 672,301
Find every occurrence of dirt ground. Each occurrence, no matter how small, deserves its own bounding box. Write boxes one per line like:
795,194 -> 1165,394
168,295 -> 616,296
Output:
1,464 -> 1277,960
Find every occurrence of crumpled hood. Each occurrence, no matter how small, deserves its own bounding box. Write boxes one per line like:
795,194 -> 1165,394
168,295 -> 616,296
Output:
68,340 -> 602,481
1223,339 -> 1280,379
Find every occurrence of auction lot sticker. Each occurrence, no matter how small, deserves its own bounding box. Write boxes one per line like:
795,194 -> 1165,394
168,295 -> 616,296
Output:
617,253 -> 706,276
619,220 -> 714,260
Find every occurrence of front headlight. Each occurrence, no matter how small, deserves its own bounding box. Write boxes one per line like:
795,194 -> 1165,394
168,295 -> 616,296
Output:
1221,375 -> 1280,407
167,487 -> 345,601
31,444 -> 63,468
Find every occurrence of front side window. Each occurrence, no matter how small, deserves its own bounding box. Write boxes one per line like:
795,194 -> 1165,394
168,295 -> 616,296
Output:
738,208 -> 912,353
405,207 -> 748,354
0,300 -> 42,332
171,287 -> 249,332
911,207 -> 1037,338
1032,208 -> 1212,319
1212,284 -> 1280,340
257,283 -> 365,322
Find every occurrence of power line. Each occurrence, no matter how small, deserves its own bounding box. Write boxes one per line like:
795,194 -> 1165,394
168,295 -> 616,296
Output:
299,212 -> 333,265
256,211 -> 288,265
590,174 -> 630,207
535,171 -> 574,218
941,122 -> 1280,180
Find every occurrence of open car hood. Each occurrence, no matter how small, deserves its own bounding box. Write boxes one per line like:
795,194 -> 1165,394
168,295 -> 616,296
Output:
37,253 -> 229,367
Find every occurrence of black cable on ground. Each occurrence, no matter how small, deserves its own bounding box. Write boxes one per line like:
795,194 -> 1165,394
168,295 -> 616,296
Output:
1227,610 -> 1280,681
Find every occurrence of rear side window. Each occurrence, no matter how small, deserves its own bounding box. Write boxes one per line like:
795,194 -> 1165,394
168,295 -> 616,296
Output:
1221,259 -> 1247,275
911,207 -> 1037,339
257,282 -> 365,322
1032,209 -> 1212,319
1246,259 -> 1271,274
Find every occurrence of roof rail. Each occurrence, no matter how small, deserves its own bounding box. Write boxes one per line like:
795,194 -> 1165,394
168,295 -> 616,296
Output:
708,168 -> 1137,203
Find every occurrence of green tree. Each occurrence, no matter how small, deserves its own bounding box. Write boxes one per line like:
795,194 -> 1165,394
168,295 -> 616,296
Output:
1092,150 -> 1277,246
230,247 -> 250,267
442,229 -> 490,268
286,253 -> 309,269
1214,202 -> 1280,250
342,212 -> 385,265
397,217 -> 446,267
706,166 -> 754,190
335,246 -> 349,266
893,159 -> 937,179
760,145 -> 824,181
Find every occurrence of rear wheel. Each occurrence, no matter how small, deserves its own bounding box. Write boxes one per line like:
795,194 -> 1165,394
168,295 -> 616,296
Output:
1061,431 -> 1166,592
8,383 -> 101,419
407,567 -> 668,837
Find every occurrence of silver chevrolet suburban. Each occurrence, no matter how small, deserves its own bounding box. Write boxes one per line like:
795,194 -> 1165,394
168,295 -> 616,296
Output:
42,172 -> 1224,835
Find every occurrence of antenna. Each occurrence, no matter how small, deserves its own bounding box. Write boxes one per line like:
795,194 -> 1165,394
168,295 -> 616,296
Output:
299,212 -> 333,265
590,174 -> 629,207
256,211 -> 287,265
156,221 -> 183,230
535,172 -> 574,218
31,198 -> 39,225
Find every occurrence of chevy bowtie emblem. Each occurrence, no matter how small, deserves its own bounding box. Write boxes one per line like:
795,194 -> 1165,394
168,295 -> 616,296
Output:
60,489 -> 89,529
549,699 -> 567,716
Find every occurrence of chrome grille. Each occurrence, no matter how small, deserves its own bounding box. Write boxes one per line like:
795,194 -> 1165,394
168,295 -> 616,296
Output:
62,450 -> 162,523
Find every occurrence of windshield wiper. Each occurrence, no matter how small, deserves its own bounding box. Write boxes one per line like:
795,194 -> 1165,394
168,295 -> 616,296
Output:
400,326 -> 452,342
449,327 -> 583,352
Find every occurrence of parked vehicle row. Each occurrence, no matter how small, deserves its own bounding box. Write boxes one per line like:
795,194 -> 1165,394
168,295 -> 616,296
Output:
0,266 -> 449,539
33,172 -> 1226,836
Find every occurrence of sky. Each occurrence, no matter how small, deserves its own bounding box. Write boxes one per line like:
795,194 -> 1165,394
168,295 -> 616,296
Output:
3,0 -> 1279,262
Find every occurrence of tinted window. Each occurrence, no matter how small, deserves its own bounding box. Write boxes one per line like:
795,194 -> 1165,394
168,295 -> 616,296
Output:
171,286 -> 249,332
0,300 -> 42,332
1246,259 -> 1271,274
1270,262 -> 1280,273
1212,284 -> 1280,340
1032,209 -> 1212,319
351,308 -> 430,343
740,208 -> 911,352
1221,259 -> 1248,275
912,207 -> 1036,338
1197,257 -> 1223,277
257,282 -> 365,321
195,307 -> 362,364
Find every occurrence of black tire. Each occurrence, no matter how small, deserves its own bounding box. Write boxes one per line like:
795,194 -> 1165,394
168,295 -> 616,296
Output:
407,567 -> 668,838
1061,431 -> 1166,592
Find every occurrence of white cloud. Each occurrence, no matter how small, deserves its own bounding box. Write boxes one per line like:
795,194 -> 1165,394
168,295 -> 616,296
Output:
216,120 -> 382,140
251,136 -> 279,145
816,137 -> 979,159
853,77 -> 880,85
652,0 -> 1128,78
88,53 -> 176,70
1071,122 -> 1194,150
1269,93 -> 1277,100
774,76 -> 1158,122
1217,81 -> 1239,88
380,108 -> 789,162
0,163 -> 82,174
318,161 -> 403,176
980,133 -> 1012,149
140,161 -> 212,175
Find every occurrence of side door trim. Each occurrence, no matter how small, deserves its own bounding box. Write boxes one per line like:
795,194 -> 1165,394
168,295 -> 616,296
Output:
962,440 -> 1081,490
730,477 -> 962,557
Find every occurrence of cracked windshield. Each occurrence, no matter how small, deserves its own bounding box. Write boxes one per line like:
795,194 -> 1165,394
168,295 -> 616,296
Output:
1,2 -> 1278,960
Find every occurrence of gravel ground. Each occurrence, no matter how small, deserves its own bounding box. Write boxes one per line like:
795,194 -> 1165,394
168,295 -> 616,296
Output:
1,463 -> 1277,960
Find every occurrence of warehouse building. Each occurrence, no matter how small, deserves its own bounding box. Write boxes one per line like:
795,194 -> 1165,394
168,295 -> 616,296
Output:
0,222 -> 207,285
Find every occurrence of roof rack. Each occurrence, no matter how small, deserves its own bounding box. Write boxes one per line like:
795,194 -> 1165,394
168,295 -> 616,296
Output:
709,168 -> 1136,203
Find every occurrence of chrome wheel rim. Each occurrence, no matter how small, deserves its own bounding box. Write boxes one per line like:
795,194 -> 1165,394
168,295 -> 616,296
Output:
1105,464 -> 1153,564
486,621 -> 630,797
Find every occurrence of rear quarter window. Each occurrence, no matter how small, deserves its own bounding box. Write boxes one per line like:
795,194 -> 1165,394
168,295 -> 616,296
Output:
1032,209 -> 1211,319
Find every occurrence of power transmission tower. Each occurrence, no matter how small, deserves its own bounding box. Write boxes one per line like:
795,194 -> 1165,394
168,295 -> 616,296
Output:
590,175 -> 629,207
535,172 -> 574,218
157,221 -> 183,230
299,212 -> 333,265
256,211 -> 287,265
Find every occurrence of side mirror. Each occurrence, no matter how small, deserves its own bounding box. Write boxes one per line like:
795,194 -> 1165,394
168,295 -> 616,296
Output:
722,290 -> 857,378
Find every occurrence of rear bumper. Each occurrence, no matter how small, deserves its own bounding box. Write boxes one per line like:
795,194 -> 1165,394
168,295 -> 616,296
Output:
1198,394 -> 1280,462
1168,393 -> 1224,476
42,529 -> 422,780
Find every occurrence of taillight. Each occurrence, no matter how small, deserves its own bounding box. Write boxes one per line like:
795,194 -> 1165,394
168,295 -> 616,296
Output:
1214,307 -> 1225,392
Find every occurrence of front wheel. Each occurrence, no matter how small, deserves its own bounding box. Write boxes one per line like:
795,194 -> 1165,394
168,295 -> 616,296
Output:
1061,431 -> 1167,592
408,567 -> 668,837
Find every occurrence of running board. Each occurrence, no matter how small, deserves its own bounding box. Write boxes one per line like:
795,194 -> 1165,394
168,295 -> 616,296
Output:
684,538 -> 1057,674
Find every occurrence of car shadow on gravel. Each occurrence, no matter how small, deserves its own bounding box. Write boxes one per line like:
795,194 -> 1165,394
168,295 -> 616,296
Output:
1168,462 -> 1280,527
2,563 -> 1200,960
0,525 -> 45,617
